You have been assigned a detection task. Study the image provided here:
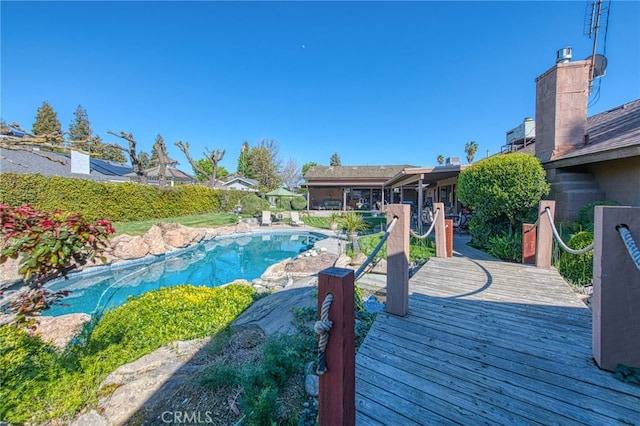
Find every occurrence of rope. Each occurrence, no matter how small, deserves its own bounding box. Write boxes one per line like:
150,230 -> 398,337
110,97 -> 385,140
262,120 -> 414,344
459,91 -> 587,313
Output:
544,208 -> 595,255
314,293 -> 334,375
616,224 -> 640,272
354,217 -> 398,281
523,217 -> 539,234
410,208 -> 440,240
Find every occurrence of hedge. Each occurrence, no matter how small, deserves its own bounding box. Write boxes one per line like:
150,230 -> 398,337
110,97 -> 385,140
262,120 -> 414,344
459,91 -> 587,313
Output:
0,173 -> 246,222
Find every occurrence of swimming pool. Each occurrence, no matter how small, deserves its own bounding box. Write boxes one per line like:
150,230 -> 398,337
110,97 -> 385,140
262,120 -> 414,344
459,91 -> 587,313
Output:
44,231 -> 327,316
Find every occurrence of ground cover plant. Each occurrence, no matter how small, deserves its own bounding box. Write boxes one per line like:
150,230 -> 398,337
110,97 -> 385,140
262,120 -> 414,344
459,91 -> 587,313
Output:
0,284 -> 256,423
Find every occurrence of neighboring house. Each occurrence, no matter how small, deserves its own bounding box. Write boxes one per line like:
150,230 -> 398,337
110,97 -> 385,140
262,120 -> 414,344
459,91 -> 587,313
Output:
0,147 -> 133,182
125,165 -> 196,186
302,165 -> 414,210
221,176 -> 259,191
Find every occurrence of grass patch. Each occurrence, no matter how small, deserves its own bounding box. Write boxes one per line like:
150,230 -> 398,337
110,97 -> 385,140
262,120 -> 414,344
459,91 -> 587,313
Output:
112,212 -> 240,236
359,232 -> 436,262
0,284 -> 256,423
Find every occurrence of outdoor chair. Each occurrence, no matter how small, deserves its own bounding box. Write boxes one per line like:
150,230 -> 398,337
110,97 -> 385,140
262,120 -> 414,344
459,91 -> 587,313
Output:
290,211 -> 304,226
261,211 -> 272,226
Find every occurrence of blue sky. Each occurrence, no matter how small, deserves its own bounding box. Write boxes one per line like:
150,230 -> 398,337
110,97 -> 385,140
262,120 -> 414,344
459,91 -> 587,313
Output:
2,1 -> 639,175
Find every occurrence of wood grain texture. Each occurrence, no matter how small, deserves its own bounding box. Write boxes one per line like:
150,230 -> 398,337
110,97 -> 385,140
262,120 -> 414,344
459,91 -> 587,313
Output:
355,237 -> 640,425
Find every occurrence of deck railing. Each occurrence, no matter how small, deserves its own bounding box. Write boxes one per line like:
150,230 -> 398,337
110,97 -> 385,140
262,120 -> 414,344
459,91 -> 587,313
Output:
524,201 -> 640,372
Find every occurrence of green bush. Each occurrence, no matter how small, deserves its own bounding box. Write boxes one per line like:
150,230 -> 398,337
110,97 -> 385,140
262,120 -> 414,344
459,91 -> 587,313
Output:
576,200 -> 620,232
276,196 -> 293,210
0,173 -> 246,222
290,196 -> 307,210
487,229 -> 522,263
458,153 -> 549,251
558,231 -> 594,287
239,193 -> 270,216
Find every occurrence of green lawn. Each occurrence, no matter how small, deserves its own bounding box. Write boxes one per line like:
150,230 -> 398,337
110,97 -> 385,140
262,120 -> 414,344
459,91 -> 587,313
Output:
112,212 -> 240,236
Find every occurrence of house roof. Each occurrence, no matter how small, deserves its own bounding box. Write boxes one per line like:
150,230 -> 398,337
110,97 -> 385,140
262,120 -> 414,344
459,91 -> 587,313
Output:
126,165 -> 195,181
305,165 -> 415,180
265,187 -> 303,197
0,147 -> 133,181
224,176 -> 259,186
384,164 -> 471,188
546,98 -> 640,167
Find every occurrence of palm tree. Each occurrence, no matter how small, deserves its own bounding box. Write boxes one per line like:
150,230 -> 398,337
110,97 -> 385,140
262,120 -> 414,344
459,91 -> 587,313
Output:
437,155 -> 445,165
465,141 -> 479,164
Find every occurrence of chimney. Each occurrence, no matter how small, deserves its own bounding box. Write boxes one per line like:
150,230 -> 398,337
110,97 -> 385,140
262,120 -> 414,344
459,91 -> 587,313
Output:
71,150 -> 91,175
534,48 -> 590,162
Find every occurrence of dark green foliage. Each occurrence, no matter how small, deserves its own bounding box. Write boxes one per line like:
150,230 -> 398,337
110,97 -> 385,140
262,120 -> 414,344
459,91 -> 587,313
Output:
239,193 -> 270,216
68,104 -> 92,142
558,231 -> 594,286
487,229 -> 523,263
290,195 -> 307,210
276,196 -> 294,210
576,200 -> 620,232
32,101 -> 62,139
0,173 -> 246,221
458,153 -> 549,254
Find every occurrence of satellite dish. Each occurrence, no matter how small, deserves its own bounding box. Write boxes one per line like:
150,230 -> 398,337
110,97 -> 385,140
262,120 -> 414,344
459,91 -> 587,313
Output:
587,53 -> 608,78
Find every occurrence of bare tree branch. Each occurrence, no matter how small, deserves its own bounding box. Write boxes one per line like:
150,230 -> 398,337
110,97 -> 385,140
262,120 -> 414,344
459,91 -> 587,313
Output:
107,130 -> 147,183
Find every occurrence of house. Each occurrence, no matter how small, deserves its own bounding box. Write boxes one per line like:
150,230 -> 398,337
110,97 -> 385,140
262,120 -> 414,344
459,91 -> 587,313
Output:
533,52 -> 639,220
125,165 -> 196,186
0,146 -> 134,182
221,176 -> 259,191
302,165 -> 414,210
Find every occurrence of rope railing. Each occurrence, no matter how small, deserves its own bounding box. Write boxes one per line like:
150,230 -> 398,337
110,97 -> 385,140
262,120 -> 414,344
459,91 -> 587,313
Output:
523,217 -> 540,234
616,224 -> 640,272
314,293 -> 334,375
409,208 -> 441,240
354,216 -> 398,281
544,207 -> 595,255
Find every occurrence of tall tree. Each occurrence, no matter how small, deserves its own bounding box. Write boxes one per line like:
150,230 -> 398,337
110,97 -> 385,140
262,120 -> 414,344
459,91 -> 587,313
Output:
437,154 -> 445,165
465,140 -> 479,164
32,101 -> 63,142
175,141 -> 226,188
236,141 -> 250,176
246,141 -> 282,192
193,159 -> 228,182
281,158 -> 302,190
151,134 -> 171,187
87,135 -> 127,163
107,130 -> 147,184
330,153 -> 341,166
68,104 -> 92,150
301,161 -> 318,177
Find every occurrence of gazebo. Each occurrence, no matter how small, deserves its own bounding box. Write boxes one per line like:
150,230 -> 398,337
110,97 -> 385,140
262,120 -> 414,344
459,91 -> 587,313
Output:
265,188 -> 304,206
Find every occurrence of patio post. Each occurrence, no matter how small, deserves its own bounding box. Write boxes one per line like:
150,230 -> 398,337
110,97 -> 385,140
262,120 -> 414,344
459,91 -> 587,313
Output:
434,202 -> 447,258
386,203 -> 410,316
536,200 -> 555,268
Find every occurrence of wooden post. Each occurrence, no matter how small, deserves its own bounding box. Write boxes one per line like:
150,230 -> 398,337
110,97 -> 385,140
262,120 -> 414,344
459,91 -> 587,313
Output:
592,206 -> 640,371
522,223 -> 537,264
433,202 -> 447,258
536,200 -> 555,268
317,267 -> 355,426
445,219 -> 453,258
386,204 -> 410,316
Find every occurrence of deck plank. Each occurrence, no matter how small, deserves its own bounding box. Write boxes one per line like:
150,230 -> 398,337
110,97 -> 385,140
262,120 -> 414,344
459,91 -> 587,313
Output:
354,238 -> 640,425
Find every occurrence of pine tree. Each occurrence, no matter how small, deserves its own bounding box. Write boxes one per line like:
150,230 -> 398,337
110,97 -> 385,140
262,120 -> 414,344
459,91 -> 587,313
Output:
68,104 -> 92,147
330,153 -> 341,166
32,101 -> 62,141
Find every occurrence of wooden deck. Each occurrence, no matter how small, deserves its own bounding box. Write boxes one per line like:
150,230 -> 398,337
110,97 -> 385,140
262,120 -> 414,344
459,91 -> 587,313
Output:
355,238 -> 640,425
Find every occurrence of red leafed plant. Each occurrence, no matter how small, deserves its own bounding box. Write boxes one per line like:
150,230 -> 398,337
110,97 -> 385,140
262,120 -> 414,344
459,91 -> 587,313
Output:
0,204 -> 115,327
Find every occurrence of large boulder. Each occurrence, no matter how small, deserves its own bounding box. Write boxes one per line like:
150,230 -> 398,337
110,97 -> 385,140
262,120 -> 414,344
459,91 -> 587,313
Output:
111,235 -> 150,260
35,313 -> 91,350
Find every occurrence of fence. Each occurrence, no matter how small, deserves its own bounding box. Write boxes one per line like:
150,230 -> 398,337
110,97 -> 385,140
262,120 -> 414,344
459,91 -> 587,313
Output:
524,201 -> 640,372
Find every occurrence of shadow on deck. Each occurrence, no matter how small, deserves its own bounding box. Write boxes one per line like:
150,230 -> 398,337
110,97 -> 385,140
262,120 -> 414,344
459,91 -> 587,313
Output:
355,236 -> 640,425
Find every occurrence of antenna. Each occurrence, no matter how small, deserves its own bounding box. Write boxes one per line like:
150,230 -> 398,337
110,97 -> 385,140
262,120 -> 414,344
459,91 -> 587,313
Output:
583,0 -> 611,95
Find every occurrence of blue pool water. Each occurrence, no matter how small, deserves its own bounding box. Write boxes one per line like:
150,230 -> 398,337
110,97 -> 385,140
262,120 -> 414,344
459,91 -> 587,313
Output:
45,231 -> 327,316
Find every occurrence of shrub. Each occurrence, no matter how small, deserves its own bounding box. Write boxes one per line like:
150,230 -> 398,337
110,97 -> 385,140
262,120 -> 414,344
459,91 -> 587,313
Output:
558,231 -> 594,286
487,229 -> 522,263
239,193 -> 270,216
0,204 -> 115,326
576,200 -> 620,232
290,196 -> 307,210
458,153 -> 549,251
0,173 -> 246,221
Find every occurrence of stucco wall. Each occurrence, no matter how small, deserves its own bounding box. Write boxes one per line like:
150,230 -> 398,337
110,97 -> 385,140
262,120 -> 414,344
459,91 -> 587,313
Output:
588,156 -> 640,207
